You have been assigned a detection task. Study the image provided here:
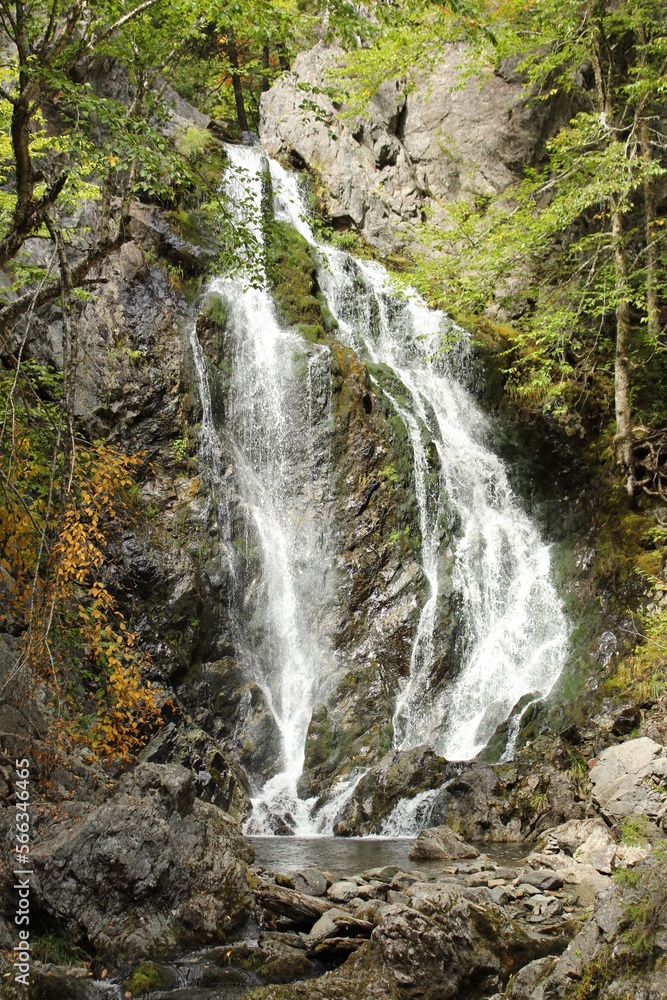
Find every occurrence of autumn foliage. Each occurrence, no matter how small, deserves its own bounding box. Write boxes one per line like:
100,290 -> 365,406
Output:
0,362 -> 162,761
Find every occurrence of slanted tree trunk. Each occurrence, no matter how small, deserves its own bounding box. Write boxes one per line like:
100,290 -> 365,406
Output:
227,26 -> 249,132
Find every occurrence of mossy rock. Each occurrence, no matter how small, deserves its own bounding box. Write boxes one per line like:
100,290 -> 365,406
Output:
267,220 -> 326,332
298,323 -> 326,344
201,291 -> 228,330
124,961 -> 176,996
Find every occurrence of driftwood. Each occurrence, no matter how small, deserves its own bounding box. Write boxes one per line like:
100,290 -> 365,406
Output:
313,936 -> 369,957
253,882 -> 335,924
330,915 -> 374,937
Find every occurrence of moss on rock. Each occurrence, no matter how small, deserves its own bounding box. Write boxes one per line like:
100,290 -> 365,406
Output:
124,961 -> 176,995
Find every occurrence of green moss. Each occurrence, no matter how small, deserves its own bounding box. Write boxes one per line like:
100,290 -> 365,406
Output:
298,323 -> 327,343
266,220 -> 327,334
201,291 -> 228,330
316,291 -> 338,332
124,961 -> 174,995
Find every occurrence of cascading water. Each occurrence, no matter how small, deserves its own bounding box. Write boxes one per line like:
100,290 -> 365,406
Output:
189,143 -> 569,835
270,161 -> 569,763
191,145 -> 336,834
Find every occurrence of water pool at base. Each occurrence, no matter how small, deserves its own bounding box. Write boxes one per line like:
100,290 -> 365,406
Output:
250,836 -> 532,877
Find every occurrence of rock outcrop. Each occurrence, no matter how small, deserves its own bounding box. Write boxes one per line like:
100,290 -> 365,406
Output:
589,736 -> 667,824
334,752 -> 586,838
30,763 -> 252,959
409,825 -> 479,861
260,42 -> 586,256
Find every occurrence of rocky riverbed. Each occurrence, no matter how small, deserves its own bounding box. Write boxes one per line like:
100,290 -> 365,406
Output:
4,736 -> 666,1000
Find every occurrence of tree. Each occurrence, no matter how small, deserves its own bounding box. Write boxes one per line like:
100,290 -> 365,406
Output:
409,0 -> 666,497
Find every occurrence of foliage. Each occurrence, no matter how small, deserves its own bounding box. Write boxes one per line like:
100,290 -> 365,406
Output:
31,931 -> 91,967
621,814 -> 651,847
0,361 -> 162,761
373,0 -> 667,496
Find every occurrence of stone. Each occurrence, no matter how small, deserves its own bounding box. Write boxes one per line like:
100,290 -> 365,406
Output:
307,907 -> 354,945
611,706 -> 642,735
30,763 -> 252,959
521,870 -> 564,891
291,868 -> 329,897
573,824 -> 617,874
538,818 -> 611,856
589,737 -> 665,819
333,747 -> 453,835
525,851 -> 612,907
409,824 -> 480,861
259,41 -> 584,259
327,880 -> 362,903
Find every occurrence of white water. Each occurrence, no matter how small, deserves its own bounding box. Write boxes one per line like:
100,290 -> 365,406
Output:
189,145 -> 569,835
191,145 -> 336,834
270,159 -> 568,762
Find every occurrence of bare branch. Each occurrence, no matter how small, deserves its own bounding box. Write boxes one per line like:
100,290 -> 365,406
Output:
0,217 -> 130,328
0,172 -> 67,268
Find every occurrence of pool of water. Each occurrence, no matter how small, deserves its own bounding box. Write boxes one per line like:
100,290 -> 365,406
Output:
250,836 -> 532,877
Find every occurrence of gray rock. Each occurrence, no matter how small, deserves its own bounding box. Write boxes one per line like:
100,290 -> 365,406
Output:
292,867 -> 328,897
409,824 -> 479,861
327,880 -> 362,903
139,720 -> 251,820
589,737 -> 665,820
505,956 -> 555,999
31,763 -> 252,958
260,41 -> 584,257
521,870 -> 564,891
307,907 -> 353,945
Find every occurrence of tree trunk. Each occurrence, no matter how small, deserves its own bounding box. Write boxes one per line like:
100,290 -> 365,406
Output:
262,43 -> 270,92
636,24 -> 660,342
227,26 -> 249,132
611,201 -> 636,495
11,97 -> 34,229
276,41 -> 289,72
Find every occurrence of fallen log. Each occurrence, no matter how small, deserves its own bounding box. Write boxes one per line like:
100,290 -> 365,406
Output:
313,936 -> 369,958
253,882 -> 335,924
331,915 -> 374,937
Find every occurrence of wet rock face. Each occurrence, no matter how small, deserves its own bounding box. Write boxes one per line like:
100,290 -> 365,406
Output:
296,341 -> 434,798
259,42 -> 585,256
30,764 -> 252,959
333,747 -> 453,835
334,755 -> 586,838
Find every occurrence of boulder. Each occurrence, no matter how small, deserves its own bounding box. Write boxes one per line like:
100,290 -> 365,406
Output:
409,825 -> 479,861
139,719 -> 252,820
327,880 -> 362,903
538,818 -> 618,874
589,737 -> 667,821
524,851 -> 611,907
30,763 -> 252,959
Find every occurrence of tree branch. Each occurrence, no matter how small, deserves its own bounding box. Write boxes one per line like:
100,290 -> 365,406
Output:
0,172 -> 67,268
0,218 -> 130,328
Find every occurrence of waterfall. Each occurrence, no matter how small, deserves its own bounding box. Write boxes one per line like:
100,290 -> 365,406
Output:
270,161 -> 568,762
189,144 -> 569,835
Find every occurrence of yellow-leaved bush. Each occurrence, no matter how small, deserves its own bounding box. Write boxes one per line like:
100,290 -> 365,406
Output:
0,363 -> 163,761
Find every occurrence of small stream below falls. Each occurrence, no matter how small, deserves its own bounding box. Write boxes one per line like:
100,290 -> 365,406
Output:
188,142 -> 570,837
